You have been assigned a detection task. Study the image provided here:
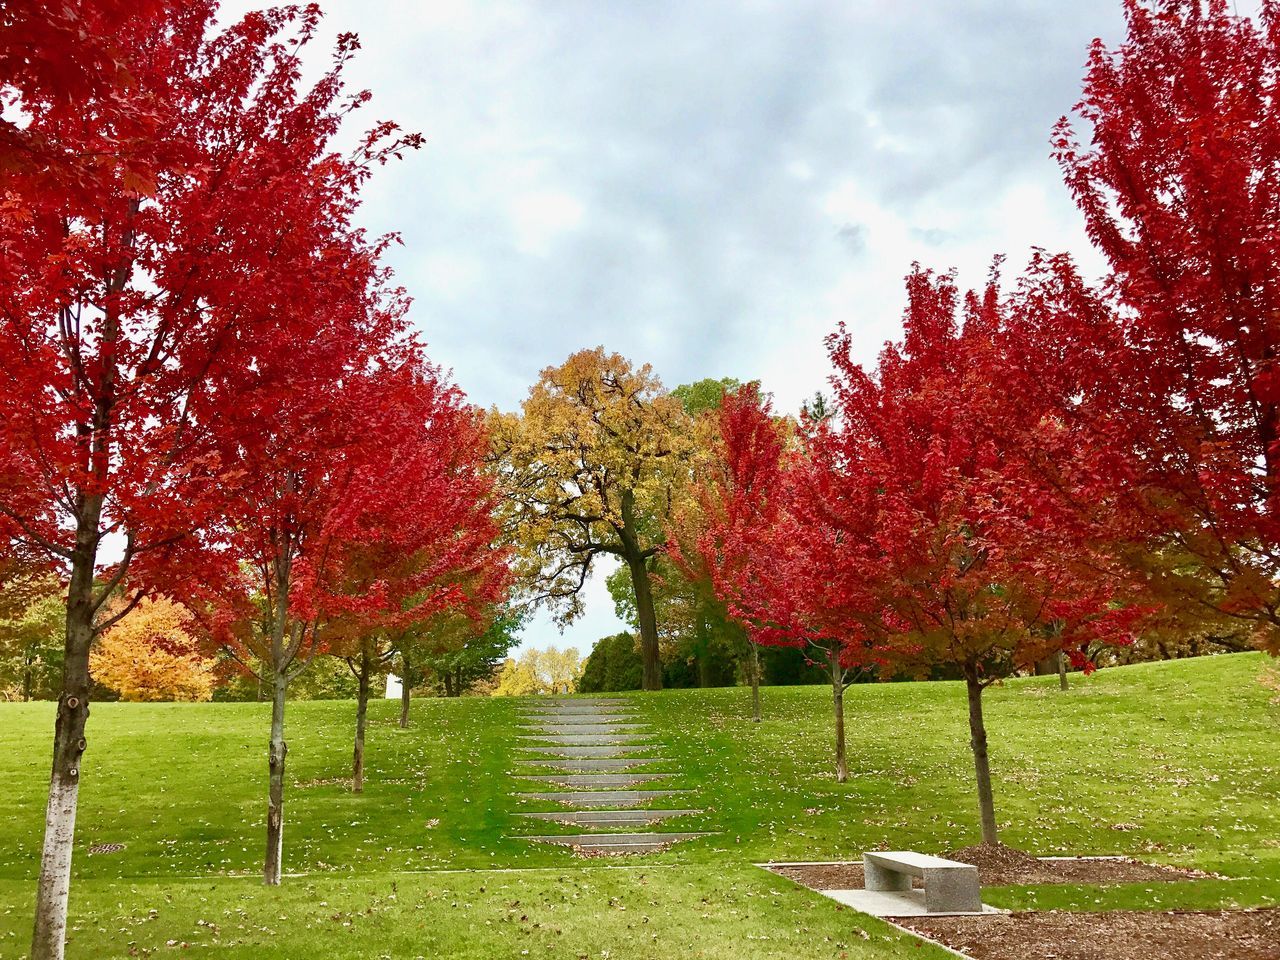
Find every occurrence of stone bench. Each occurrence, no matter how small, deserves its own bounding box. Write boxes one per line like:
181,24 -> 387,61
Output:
863,851 -> 981,913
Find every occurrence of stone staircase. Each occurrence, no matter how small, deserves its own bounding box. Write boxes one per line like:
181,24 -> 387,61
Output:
511,696 -> 710,854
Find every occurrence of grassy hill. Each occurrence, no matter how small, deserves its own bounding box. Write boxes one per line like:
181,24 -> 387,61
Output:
0,653 -> 1276,958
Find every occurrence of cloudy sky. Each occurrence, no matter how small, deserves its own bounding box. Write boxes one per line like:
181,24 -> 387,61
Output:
227,0 -> 1146,653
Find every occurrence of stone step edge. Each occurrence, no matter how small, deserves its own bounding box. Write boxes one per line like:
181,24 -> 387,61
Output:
516,809 -> 703,820
513,773 -> 675,780
520,832 -> 714,847
516,790 -> 690,803
513,765 -> 669,772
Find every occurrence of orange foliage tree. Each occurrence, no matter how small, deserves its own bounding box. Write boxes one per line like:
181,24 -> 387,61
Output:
91,597 -> 215,702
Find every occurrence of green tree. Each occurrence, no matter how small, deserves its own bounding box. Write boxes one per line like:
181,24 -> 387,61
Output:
605,559 -> 741,688
422,606 -> 524,697
0,573 -> 64,702
578,633 -> 644,693
671,377 -> 742,417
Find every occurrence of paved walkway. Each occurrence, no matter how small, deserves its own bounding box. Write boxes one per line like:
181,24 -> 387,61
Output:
510,697 -> 710,854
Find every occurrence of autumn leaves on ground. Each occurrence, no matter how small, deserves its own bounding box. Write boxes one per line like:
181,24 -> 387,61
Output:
4,1 -> 1280,959
0,655 -> 1276,959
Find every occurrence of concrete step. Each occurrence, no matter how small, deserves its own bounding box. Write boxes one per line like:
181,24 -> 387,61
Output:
519,723 -> 649,735
520,716 -> 640,725
517,745 -> 658,758
532,698 -> 632,705
518,809 -> 701,827
521,831 -> 711,853
517,790 -> 689,806
515,773 -> 674,788
521,717 -> 640,726
517,734 -> 656,746
515,758 -> 664,771
523,707 -> 639,716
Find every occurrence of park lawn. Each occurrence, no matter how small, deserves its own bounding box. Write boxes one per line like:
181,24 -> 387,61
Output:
0,652 -> 1276,958
0,865 -> 925,960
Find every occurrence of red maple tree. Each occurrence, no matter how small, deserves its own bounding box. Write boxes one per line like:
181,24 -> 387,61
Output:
679,385 -> 879,782
0,3 -> 420,953
1047,0 -> 1280,653
310,366 -> 508,797
690,268 -> 1143,836
167,343 -> 507,882
813,267 -> 1144,844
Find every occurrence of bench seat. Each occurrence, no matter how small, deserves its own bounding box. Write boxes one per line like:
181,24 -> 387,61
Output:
863,850 -> 981,913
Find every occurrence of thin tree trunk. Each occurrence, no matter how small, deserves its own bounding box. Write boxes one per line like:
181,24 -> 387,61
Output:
352,650 -> 370,793
749,642 -> 762,723
966,673 -> 999,846
697,649 -> 711,688
829,649 -> 847,783
1056,651 -> 1069,691
31,502 -> 100,960
442,671 -> 454,698
399,653 -> 412,728
453,666 -> 463,697
264,668 -> 288,884
262,546 -> 294,887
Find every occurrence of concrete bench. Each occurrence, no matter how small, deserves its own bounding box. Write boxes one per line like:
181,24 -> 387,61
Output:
863,851 -> 981,913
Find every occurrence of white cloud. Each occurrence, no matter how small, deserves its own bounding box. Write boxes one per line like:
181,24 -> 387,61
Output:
416,252 -> 483,301
509,190 -> 586,256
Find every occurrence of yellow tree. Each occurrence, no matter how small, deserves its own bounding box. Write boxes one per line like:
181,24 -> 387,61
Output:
492,649 -> 544,696
90,597 -> 215,702
491,645 -> 582,695
542,645 -> 583,693
491,348 -> 692,689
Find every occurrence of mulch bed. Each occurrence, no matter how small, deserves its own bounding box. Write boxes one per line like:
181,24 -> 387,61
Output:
768,843 -> 1207,889
900,908 -> 1280,960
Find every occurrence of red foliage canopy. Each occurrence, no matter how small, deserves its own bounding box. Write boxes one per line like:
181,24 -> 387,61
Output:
0,1 -> 420,604
1049,0 -> 1280,649
689,268 -> 1145,685
291,362 -> 510,658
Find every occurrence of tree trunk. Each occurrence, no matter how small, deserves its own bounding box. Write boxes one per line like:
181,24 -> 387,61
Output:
352,651 -> 370,793
618,490 -> 662,692
264,669 -> 288,885
399,654 -> 412,729
966,674 -> 999,846
829,649 -> 847,783
31,503 -> 100,960
32,204 -> 133,960
454,666 -> 464,697
749,642 -> 762,723
624,550 -> 662,691
697,649 -> 711,688
1056,651 -> 1069,691
442,671 -> 454,698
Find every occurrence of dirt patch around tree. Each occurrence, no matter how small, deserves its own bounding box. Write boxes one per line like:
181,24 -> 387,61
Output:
768,843 -> 1208,889
899,908 -> 1280,960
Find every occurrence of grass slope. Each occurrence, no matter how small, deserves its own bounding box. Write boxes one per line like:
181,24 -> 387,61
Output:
0,653 -> 1275,958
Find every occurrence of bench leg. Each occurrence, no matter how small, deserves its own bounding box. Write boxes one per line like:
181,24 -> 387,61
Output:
863,857 -> 911,892
922,867 -> 982,913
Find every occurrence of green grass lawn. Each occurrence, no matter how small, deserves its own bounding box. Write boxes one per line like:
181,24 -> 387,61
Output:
0,653 -> 1276,958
